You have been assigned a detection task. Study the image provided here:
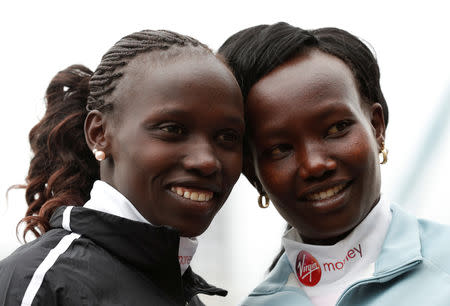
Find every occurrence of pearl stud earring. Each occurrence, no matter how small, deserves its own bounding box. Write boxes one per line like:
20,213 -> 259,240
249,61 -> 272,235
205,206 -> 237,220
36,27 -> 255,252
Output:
92,148 -> 106,161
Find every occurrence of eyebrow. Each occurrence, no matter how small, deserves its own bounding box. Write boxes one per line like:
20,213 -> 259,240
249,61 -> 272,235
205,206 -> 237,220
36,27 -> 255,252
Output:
310,98 -> 358,118
314,105 -> 352,120
253,102 -> 354,138
156,107 -> 245,128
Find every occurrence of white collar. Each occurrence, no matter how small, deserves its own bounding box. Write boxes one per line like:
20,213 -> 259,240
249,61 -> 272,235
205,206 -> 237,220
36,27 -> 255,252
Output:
84,180 -> 151,224
84,180 -> 198,275
282,195 -> 392,293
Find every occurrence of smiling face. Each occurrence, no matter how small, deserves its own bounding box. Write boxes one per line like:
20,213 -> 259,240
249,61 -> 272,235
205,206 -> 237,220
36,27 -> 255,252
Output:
246,50 -> 385,245
101,52 -> 244,237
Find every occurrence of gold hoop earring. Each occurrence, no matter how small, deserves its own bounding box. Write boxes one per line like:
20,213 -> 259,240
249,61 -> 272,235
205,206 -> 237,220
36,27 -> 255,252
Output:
258,193 -> 270,208
379,141 -> 388,165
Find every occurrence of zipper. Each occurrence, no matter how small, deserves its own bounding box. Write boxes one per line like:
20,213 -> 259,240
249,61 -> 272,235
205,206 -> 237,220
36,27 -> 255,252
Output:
336,259 -> 421,305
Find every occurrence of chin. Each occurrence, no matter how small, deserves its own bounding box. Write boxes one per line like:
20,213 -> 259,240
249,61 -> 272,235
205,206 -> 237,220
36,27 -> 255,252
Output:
298,219 -> 359,245
178,211 -> 219,237
179,230 -> 203,238
178,224 -> 209,238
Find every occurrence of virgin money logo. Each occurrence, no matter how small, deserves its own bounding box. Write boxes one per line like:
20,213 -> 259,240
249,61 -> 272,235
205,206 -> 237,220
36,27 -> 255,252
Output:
296,250 -> 321,286
179,255 -> 192,265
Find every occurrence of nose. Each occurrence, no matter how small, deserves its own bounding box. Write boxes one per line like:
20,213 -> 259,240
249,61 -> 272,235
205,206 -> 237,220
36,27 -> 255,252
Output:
297,142 -> 336,180
182,140 -> 221,176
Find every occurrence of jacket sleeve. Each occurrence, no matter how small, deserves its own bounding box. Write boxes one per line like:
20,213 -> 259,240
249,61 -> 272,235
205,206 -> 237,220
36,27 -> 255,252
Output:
0,260 -> 60,306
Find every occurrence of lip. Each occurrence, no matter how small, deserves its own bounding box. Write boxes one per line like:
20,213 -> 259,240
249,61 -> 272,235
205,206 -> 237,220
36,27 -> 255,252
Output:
165,179 -> 222,213
168,179 -> 221,194
298,180 -> 352,214
298,179 -> 352,199
165,188 -> 218,215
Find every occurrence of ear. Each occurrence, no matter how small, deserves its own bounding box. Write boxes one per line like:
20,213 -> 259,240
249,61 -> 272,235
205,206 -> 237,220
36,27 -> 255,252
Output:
84,110 -> 109,154
370,103 -> 386,150
242,147 -> 265,195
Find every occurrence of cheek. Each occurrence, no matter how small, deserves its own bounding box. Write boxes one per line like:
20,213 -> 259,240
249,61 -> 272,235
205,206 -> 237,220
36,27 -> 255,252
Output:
339,129 -> 378,170
127,149 -> 160,172
338,130 -> 380,201
222,152 -> 243,184
120,143 -> 177,185
257,158 -> 293,197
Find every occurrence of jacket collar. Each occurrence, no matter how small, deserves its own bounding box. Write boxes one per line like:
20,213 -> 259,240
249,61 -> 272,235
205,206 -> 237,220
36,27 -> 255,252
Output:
49,206 -> 226,304
247,254 -> 313,304
83,180 -> 151,224
374,203 -> 423,278
249,202 -> 423,299
83,180 -> 198,276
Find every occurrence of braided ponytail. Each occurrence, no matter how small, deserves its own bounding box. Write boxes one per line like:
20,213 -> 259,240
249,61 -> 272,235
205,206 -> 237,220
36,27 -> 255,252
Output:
21,65 -> 98,238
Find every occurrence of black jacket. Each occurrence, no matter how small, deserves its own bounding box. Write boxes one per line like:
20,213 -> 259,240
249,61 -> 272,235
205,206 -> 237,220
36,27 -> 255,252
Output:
0,206 -> 226,305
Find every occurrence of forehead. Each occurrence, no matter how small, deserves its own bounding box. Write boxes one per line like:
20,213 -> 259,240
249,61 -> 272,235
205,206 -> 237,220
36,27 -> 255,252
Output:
111,50 -> 243,121
247,50 -> 363,120
115,50 -> 240,103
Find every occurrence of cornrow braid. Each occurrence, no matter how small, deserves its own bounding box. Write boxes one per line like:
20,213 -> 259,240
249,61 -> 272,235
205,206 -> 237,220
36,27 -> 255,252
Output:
87,30 -> 211,111
19,29 -> 212,239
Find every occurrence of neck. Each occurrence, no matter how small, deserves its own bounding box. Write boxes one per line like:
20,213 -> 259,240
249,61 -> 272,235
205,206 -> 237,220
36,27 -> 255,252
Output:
299,195 -> 381,246
301,230 -> 352,246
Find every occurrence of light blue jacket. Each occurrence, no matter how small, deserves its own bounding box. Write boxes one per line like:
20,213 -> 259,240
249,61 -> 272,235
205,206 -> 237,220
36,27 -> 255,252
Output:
242,203 -> 450,305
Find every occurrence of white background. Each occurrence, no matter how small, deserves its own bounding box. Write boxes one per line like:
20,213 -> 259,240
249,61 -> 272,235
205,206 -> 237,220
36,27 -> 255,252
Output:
1,1 -> 449,305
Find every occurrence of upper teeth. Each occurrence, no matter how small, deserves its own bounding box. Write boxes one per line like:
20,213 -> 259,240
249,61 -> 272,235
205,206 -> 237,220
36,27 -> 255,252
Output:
306,184 -> 346,201
170,186 -> 213,202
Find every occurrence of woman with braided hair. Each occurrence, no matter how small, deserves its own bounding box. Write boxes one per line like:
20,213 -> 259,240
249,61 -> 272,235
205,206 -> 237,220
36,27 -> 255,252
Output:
0,29 -> 244,305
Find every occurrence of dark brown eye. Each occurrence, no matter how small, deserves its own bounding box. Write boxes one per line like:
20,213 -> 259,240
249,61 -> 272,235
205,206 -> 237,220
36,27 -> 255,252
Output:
217,130 -> 241,148
327,120 -> 352,136
269,144 -> 292,159
160,124 -> 184,135
218,132 -> 237,142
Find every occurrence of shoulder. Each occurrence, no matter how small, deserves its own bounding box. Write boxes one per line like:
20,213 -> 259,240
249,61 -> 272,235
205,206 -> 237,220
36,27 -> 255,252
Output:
0,228 -> 73,274
240,254 -> 310,305
241,289 -> 306,306
417,217 -> 450,274
0,229 -> 73,304
391,203 -> 450,275
417,216 -> 450,244
0,229 -> 102,305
